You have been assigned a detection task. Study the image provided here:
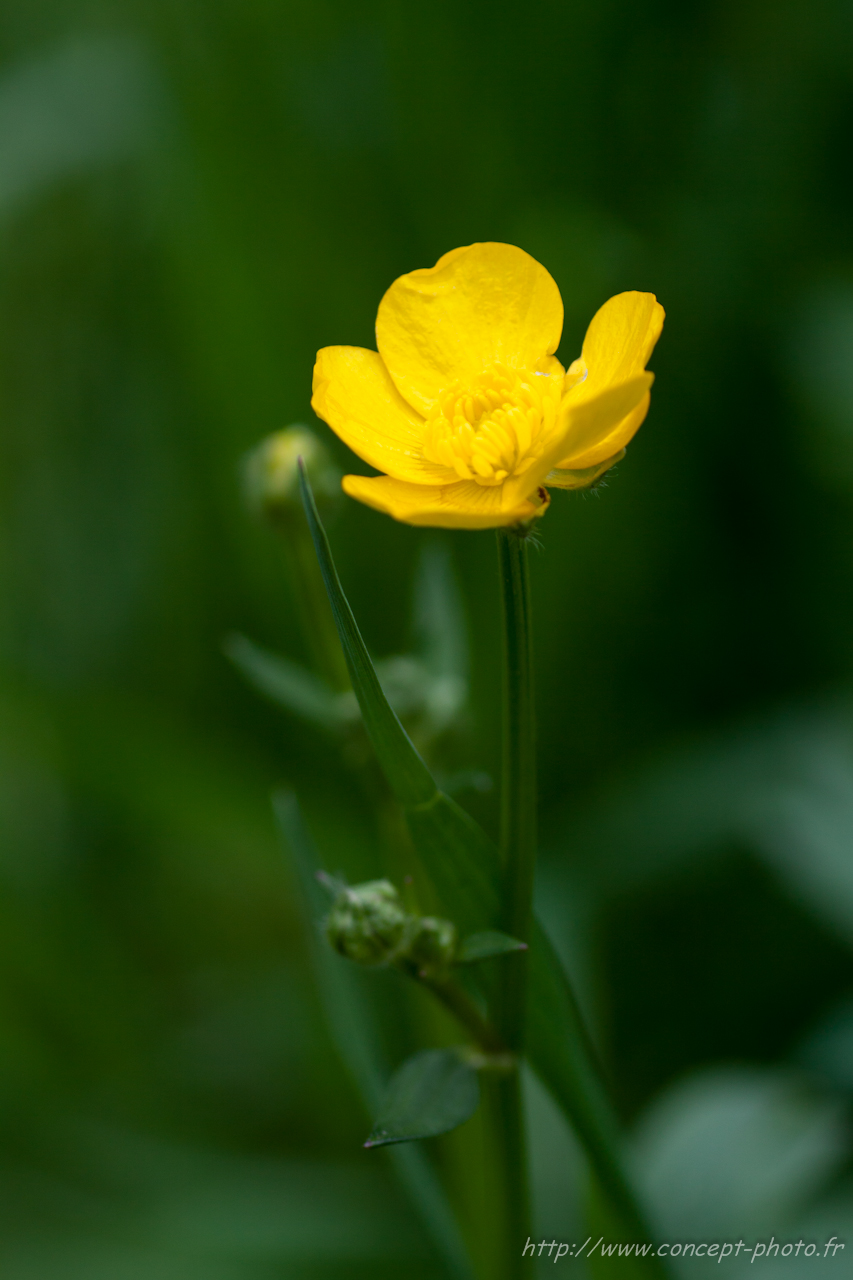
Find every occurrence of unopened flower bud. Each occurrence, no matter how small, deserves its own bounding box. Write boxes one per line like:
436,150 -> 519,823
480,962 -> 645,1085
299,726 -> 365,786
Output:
243,425 -> 340,524
325,879 -> 408,965
405,915 -> 457,973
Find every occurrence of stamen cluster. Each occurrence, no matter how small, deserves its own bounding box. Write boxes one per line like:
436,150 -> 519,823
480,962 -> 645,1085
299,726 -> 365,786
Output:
422,364 -> 562,486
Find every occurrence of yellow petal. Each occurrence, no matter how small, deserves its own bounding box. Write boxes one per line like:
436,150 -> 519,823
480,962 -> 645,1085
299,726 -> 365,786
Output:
546,449 -> 625,490
311,347 -> 456,485
376,243 -> 564,417
501,374 -> 652,507
536,354 -> 566,380
553,391 -> 650,470
545,292 -> 662,473
572,291 -> 664,402
342,473 -> 547,529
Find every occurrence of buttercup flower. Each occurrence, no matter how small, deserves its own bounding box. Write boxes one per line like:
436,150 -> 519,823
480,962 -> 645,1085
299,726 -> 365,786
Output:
312,243 -> 664,529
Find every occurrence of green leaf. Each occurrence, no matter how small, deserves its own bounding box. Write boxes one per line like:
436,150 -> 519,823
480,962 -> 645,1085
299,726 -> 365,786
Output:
586,1171 -> 663,1280
299,464 -> 434,807
365,1049 -> 480,1148
526,920 -> 649,1238
456,930 -> 527,963
224,632 -> 357,731
297,466 -> 660,1254
299,462 -> 501,935
273,789 -> 476,1280
633,1065 -> 846,1240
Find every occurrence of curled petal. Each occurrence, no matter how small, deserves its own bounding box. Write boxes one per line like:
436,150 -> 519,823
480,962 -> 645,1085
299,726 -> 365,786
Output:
544,292 -> 662,473
554,392 -> 650,471
376,243 -> 564,416
575,291 -> 664,399
501,374 -> 652,507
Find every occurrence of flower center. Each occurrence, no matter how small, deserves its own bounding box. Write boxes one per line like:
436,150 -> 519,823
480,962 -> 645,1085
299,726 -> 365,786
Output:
422,364 -> 562,486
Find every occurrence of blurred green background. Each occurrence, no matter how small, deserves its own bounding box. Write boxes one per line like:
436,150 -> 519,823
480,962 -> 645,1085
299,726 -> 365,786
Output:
3,1 -> 853,1276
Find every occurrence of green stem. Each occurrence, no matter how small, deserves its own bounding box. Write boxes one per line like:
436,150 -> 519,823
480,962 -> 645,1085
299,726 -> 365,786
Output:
416,972 -> 508,1056
496,528 -> 537,1038
490,527 -> 537,1276
494,531 -> 668,1278
493,528 -> 667,1279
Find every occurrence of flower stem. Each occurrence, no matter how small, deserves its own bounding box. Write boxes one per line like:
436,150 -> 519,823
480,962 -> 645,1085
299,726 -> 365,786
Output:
490,527 -> 537,1276
496,528 -> 537,1038
416,971 -> 508,1056
494,529 -> 669,1279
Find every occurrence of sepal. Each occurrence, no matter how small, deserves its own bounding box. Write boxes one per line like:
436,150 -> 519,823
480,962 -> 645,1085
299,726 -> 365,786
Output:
456,930 -> 527,964
545,449 -> 625,490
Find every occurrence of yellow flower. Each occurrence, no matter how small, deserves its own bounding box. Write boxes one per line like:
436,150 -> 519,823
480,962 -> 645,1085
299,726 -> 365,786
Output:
311,243 -> 664,530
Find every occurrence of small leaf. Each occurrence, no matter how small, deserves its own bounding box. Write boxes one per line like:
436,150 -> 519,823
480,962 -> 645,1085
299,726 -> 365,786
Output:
365,1049 -> 480,1148
224,632 -> 357,731
456,930 -> 527,963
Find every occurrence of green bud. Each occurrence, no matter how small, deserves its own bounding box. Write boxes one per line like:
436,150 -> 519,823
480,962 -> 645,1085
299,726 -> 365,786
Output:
325,879 -> 408,965
405,915 -> 457,973
243,425 -> 340,524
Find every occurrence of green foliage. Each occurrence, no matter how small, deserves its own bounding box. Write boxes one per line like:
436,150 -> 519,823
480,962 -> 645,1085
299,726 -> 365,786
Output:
225,631 -> 358,731
365,1050 -> 481,1149
299,461 -> 504,937
299,466 -> 656,1248
456,931 -> 527,964
274,789 -> 476,1279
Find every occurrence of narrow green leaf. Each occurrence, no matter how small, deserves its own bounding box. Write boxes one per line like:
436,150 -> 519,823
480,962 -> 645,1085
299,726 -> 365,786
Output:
365,1049 -> 480,1148
272,789 -> 475,1280
299,462 -> 501,935
526,921 -> 651,1240
457,930 -> 527,963
404,791 -> 501,933
299,461 -> 435,807
586,1171 -> 663,1280
224,632 -> 356,731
